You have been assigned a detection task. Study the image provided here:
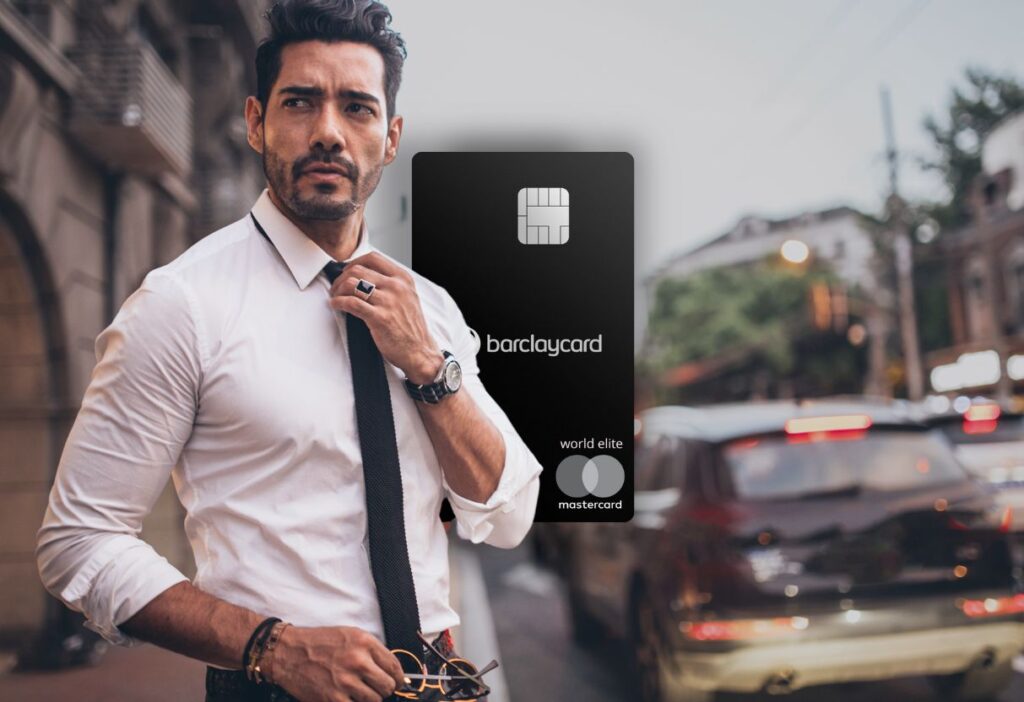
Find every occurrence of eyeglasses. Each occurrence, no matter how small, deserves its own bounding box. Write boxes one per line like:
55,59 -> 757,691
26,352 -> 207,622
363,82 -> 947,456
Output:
391,631 -> 498,701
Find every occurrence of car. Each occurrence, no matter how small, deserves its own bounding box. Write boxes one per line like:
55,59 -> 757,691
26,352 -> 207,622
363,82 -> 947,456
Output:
561,399 -> 1024,702
928,403 -> 1024,575
928,404 -> 1024,531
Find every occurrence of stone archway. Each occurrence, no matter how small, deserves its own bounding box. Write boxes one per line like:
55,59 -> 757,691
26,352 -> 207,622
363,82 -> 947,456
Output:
0,197 -> 69,648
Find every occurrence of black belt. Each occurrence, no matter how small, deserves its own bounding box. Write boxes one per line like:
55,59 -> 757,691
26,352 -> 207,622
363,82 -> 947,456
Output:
206,665 -> 300,701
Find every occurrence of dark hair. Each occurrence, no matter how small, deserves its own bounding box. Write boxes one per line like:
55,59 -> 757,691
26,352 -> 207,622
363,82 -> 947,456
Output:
255,0 -> 407,120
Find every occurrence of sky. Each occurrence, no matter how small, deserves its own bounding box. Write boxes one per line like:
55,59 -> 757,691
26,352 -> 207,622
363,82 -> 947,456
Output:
362,0 -> 1024,347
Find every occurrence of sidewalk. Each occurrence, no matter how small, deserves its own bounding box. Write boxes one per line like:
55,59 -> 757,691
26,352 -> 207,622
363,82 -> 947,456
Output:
0,643 -> 206,701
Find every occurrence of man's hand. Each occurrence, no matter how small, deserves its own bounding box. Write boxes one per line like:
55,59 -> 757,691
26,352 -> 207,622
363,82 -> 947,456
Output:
328,252 -> 443,384
269,625 -> 407,702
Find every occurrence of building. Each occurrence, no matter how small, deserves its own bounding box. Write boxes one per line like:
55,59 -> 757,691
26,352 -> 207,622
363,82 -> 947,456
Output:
0,0 -> 267,659
930,112 -> 1024,403
648,206 -> 878,289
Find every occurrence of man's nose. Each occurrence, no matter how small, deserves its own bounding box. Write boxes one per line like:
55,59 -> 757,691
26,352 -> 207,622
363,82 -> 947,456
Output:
309,102 -> 347,153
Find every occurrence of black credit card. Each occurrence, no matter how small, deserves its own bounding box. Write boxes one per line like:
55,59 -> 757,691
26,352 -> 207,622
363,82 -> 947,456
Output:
412,152 -> 633,522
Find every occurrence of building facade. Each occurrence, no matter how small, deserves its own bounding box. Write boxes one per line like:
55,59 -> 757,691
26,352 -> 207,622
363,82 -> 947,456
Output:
0,0 -> 266,654
648,206 -> 878,290
932,112 -> 1024,404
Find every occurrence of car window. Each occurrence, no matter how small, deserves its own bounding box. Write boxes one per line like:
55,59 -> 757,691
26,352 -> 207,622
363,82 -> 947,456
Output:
635,434 -> 668,492
721,429 -> 967,501
636,434 -> 687,492
954,442 -> 1024,484
689,441 -> 721,498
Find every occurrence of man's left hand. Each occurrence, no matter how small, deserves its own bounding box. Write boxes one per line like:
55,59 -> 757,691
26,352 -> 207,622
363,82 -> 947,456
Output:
327,252 -> 443,384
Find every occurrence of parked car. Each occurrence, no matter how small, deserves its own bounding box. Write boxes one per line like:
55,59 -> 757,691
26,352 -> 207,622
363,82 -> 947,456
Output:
561,400 -> 1023,702
530,520 -> 571,575
928,404 -> 1024,531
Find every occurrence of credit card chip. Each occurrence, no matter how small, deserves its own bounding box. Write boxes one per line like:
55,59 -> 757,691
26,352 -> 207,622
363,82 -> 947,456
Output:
517,187 -> 569,244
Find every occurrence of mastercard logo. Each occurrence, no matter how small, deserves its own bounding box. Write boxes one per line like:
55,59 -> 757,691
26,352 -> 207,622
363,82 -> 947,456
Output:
555,454 -> 625,499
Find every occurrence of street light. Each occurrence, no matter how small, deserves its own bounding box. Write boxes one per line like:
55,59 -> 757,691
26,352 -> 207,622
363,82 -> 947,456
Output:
847,323 -> 867,346
781,239 -> 810,264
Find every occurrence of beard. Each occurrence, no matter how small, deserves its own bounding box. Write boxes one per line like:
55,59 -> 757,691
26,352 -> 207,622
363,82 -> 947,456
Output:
262,142 -> 384,221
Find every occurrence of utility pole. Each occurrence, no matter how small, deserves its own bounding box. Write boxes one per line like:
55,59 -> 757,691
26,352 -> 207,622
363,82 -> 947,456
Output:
881,86 -> 925,401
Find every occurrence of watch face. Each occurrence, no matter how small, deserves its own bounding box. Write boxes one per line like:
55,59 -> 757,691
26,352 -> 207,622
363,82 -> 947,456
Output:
444,360 -> 462,392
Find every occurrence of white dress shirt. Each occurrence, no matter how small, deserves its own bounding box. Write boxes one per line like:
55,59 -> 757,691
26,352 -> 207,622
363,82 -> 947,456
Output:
36,189 -> 543,650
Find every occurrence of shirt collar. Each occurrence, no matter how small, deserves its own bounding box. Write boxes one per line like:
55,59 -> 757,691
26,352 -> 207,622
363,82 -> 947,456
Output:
251,188 -> 375,290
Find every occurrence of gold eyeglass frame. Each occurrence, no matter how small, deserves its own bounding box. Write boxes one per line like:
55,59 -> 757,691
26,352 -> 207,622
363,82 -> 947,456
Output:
391,631 -> 498,701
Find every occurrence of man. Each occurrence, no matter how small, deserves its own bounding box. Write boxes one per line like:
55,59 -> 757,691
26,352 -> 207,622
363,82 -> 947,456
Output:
35,1 -> 543,701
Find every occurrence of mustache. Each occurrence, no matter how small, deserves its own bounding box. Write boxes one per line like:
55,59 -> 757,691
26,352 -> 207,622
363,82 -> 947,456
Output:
292,153 -> 358,181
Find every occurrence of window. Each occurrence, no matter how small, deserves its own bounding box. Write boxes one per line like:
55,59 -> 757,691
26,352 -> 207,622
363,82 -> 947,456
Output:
1015,262 -> 1024,327
983,180 -> 999,206
636,435 -> 686,492
134,8 -> 179,77
968,275 -> 985,298
722,430 -> 966,501
13,1 -> 50,38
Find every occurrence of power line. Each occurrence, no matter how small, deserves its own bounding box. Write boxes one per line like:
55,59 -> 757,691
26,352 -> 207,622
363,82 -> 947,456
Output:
750,0 -> 863,111
774,0 -> 933,146
701,0 -> 933,223
704,1 -> 863,158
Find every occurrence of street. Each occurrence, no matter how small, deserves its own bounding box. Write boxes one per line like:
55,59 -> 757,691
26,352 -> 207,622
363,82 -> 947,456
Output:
3,537 -> 1023,701
476,539 -> 1024,702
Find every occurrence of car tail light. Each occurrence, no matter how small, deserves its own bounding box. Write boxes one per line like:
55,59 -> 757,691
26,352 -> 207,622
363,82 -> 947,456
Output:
680,617 -> 808,641
728,437 -> 760,451
784,414 -> 872,443
959,594 -> 1024,618
785,414 -> 872,434
964,404 -> 1001,421
949,505 -> 1012,533
963,404 -> 1001,435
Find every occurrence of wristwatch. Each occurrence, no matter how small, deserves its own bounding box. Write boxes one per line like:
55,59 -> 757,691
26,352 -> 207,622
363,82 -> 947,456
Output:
404,350 -> 462,404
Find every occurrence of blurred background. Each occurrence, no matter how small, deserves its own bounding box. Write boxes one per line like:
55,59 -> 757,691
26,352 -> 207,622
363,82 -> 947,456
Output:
2,0 -> 1024,700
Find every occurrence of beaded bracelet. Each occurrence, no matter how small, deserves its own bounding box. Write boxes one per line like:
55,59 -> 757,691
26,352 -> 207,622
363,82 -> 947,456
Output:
252,621 -> 291,685
243,617 -> 281,682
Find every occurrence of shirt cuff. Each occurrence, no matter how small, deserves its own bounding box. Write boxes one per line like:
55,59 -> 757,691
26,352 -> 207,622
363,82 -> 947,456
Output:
61,537 -> 190,647
441,425 -> 543,546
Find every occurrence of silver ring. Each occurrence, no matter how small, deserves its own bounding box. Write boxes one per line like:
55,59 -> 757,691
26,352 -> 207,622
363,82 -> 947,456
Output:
355,278 -> 375,301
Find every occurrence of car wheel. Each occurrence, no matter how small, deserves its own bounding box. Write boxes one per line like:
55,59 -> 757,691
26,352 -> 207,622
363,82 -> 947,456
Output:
633,596 -> 713,702
927,657 -> 1014,701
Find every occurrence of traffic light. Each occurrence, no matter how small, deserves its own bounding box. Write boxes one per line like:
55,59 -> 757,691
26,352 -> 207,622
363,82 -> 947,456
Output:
809,282 -> 849,332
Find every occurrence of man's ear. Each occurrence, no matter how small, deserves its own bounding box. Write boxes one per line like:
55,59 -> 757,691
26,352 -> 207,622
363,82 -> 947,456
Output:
244,96 -> 265,155
384,114 -> 403,166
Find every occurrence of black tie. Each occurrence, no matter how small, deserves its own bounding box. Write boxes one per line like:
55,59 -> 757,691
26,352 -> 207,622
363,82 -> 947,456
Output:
322,260 -> 424,661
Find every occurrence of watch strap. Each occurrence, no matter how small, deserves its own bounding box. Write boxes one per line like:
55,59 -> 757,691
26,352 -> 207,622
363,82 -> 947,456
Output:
404,351 -> 456,404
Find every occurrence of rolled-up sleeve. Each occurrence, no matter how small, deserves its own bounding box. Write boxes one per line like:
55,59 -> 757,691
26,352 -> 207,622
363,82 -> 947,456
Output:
438,292 -> 543,549
36,271 -> 203,646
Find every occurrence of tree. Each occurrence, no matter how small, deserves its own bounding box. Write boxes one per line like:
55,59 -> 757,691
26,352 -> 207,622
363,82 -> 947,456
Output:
642,257 -> 864,402
920,67 -> 1024,229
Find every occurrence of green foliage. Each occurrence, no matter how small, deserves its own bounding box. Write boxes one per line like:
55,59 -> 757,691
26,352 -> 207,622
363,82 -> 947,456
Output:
645,257 -> 835,377
920,67 -> 1024,229
914,259 -> 953,353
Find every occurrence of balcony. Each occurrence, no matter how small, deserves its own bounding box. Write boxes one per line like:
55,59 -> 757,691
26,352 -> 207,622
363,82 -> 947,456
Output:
67,40 -> 192,176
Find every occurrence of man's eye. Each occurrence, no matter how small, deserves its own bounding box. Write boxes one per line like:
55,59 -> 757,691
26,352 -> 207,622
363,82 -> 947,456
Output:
348,104 -> 375,116
283,98 -> 311,108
